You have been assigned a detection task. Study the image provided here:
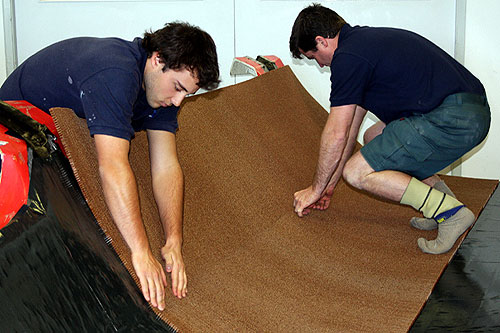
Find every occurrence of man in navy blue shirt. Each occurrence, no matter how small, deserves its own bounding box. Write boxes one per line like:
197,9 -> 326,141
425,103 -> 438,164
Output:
290,4 -> 490,255
0,22 -> 220,310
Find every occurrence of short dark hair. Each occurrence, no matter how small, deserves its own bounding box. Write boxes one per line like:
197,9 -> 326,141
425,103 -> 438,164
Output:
142,22 -> 220,90
289,3 -> 346,59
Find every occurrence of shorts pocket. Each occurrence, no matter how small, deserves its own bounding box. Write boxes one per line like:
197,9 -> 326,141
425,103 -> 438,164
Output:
395,118 -> 433,162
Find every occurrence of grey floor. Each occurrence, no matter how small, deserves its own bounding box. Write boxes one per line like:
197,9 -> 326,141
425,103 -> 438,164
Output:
411,184 -> 500,332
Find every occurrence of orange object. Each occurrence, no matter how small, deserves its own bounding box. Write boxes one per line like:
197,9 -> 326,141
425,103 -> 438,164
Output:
258,55 -> 285,68
0,101 -> 63,229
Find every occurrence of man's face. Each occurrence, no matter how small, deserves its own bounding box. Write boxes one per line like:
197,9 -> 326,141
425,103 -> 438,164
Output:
300,37 -> 335,68
301,48 -> 333,68
144,61 -> 199,109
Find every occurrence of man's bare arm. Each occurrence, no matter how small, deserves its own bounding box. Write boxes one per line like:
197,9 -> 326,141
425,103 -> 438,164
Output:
308,105 -> 367,212
293,104 -> 358,217
94,134 -> 167,310
322,105 -> 367,191
147,130 -> 187,299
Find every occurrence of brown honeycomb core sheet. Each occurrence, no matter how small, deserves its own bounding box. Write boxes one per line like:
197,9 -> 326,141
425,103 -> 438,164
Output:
51,66 -> 498,332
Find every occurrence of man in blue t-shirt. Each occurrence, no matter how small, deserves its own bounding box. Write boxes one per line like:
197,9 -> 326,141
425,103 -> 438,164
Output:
289,4 -> 490,255
0,22 -> 220,310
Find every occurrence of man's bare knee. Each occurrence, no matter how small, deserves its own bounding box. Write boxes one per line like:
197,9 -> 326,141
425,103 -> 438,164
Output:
343,152 -> 375,190
343,159 -> 363,189
363,121 -> 386,145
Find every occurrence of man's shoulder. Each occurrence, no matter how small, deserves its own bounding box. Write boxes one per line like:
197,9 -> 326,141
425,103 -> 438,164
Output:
44,36 -> 136,54
75,37 -> 142,63
42,37 -> 143,72
339,26 -> 422,48
336,24 -> 432,66
58,37 -> 146,86
342,24 -> 416,38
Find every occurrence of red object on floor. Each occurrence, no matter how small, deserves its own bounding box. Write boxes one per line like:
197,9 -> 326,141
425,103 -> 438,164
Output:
259,55 -> 285,68
234,57 -> 267,76
0,101 -> 62,229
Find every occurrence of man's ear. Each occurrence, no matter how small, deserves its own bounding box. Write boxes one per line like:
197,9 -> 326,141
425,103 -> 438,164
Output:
315,36 -> 327,49
151,51 -> 163,68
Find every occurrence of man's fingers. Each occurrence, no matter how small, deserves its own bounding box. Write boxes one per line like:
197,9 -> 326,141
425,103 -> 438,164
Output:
148,277 -> 158,308
139,275 -> 150,302
164,255 -> 173,273
294,202 -> 302,216
163,252 -> 180,298
172,266 -> 187,298
293,189 -> 316,217
177,270 -> 187,298
149,274 -> 167,311
131,253 -> 169,309
155,276 -> 166,311
161,245 -> 188,299
171,263 -> 179,297
183,271 -> 188,297
161,268 -> 168,287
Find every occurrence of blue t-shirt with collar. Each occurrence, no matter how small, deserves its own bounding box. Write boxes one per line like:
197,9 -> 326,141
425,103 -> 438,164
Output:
329,24 -> 485,124
0,37 -> 179,140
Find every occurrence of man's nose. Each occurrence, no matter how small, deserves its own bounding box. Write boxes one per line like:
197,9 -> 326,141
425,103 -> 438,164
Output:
172,92 -> 186,107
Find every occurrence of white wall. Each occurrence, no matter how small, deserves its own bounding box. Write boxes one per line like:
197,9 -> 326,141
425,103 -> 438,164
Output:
1,0 -> 498,180
460,0 -> 500,180
235,0 -> 455,108
234,0 -> 456,146
13,0 -> 235,87
8,0 -> 456,96
0,2 -> 6,83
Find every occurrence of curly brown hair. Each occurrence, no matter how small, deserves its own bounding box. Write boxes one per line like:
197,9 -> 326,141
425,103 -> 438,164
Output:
142,22 -> 220,90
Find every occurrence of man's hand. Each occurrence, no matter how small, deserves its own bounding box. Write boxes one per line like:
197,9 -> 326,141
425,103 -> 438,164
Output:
148,130 -> 187,300
131,250 -> 168,311
94,134 -> 172,310
293,105 -> 363,218
161,241 -> 187,299
293,185 -> 322,217
309,186 -> 334,211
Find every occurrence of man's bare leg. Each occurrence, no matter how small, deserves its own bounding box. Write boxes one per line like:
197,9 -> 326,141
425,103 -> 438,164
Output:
363,120 -> 386,145
411,175 -> 456,230
343,152 -> 474,254
362,121 -> 457,231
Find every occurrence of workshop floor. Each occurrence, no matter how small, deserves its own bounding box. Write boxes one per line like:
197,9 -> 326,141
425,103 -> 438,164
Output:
411,184 -> 500,331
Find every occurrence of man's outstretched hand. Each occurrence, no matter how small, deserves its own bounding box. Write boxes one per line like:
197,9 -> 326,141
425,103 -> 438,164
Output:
161,242 -> 187,299
293,185 -> 321,217
293,185 -> 334,217
131,250 -> 168,311
131,243 -> 187,311
309,186 -> 334,211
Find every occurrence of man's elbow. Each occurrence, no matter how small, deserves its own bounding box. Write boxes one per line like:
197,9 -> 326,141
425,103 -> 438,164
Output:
98,159 -> 132,183
153,162 -> 184,182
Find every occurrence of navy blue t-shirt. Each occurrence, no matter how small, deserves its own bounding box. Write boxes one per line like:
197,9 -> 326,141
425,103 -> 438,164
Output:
0,37 -> 179,140
329,24 -> 485,124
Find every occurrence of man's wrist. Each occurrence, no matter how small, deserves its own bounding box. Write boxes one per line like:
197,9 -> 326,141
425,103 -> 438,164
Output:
311,183 -> 324,196
130,245 -> 154,259
164,234 -> 183,248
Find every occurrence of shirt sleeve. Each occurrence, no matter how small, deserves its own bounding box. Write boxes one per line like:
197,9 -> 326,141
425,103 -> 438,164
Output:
79,68 -> 141,140
141,105 -> 179,134
329,52 -> 374,108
